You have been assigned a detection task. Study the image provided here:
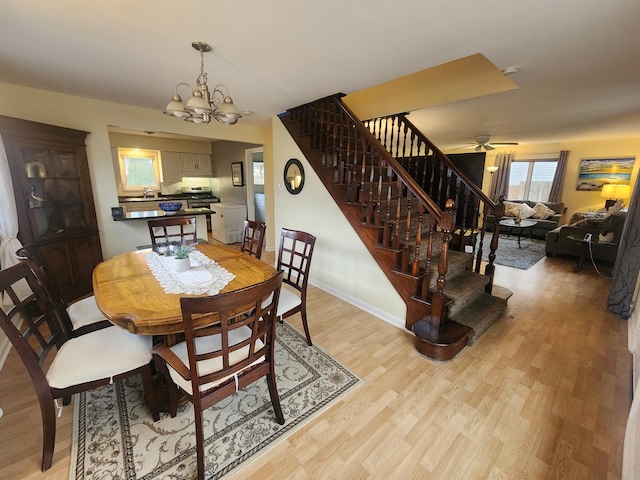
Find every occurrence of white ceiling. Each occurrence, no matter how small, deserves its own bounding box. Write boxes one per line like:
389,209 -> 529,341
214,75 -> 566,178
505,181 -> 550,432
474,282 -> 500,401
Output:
1,0 -> 640,150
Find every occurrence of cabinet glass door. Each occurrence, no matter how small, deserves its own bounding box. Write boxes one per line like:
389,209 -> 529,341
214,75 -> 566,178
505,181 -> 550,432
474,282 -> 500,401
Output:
23,147 -> 88,240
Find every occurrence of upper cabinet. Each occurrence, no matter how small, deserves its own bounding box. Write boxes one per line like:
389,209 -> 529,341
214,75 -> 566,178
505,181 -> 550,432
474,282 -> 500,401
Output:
160,151 -> 213,180
161,151 -> 182,183
180,153 -> 212,177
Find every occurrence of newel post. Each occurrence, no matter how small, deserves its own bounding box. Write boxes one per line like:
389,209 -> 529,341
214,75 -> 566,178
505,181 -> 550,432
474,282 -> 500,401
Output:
430,199 -> 455,331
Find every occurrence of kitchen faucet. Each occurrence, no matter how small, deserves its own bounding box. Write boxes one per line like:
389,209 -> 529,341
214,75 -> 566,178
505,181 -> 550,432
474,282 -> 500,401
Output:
143,187 -> 155,198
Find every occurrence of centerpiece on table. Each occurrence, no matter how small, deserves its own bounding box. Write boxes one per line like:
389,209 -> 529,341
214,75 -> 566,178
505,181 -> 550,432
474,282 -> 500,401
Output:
170,244 -> 192,272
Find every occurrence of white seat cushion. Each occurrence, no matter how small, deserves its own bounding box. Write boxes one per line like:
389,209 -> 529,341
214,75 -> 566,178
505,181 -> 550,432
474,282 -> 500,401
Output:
167,325 -> 264,395
46,327 -> 152,389
66,295 -> 107,330
276,287 -> 302,317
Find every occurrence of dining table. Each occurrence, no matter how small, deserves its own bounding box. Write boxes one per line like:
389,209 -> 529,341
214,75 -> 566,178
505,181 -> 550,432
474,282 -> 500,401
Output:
92,243 -> 278,337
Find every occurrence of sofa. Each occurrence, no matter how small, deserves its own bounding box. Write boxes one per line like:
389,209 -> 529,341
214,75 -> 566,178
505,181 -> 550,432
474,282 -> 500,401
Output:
484,200 -> 566,239
544,210 -> 627,264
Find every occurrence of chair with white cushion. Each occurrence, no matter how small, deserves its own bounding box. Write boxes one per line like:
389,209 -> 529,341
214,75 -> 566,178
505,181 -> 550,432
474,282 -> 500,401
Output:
275,228 -> 316,346
16,243 -> 111,338
152,272 -> 285,480
0,261 -> 159,472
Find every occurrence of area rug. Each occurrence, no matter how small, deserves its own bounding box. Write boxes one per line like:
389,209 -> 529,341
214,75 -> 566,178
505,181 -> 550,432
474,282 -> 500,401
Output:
479,235 -> 547,270
70,323 -> 362,480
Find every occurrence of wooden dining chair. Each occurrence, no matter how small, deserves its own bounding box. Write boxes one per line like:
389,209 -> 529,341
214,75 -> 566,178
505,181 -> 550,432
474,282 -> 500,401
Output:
275,228 -> 317,346
240,220 -> 266,259
0,261 -> 159,471
152,272 -> 285,480
147,216 -> 197,251
16,243 -> 111,338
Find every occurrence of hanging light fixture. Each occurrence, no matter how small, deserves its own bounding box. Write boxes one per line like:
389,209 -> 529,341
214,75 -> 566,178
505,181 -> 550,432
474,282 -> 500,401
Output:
163,42 -> 242,125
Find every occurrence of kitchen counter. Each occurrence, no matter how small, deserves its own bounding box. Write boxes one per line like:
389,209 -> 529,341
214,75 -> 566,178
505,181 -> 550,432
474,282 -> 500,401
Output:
113,207 -> 213,221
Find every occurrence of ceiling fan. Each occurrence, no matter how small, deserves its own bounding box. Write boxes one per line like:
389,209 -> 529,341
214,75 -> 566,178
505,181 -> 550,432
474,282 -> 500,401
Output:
454,135 -> 519,151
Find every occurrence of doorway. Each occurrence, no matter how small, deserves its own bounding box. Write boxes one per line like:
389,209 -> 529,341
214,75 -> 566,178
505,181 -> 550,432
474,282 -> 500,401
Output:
244,147 -> 264,222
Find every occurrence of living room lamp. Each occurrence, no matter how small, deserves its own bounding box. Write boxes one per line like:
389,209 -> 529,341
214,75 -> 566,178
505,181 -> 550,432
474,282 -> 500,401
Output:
163,42 -> 242,126
601,184 -> 630,208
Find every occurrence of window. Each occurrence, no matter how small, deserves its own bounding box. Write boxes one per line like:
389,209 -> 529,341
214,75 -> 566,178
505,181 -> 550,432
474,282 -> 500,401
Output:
508,158 -> 558,201
253,161 -> 264,185
117,148 -> 161,193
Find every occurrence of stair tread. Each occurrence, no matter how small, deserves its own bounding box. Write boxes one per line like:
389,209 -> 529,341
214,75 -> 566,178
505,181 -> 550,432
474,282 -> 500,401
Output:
438,270 -> 490,316
448,293 -> 507,345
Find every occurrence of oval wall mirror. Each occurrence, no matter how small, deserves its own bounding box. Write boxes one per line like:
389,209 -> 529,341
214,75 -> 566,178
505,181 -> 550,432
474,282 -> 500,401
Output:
284,158 -> 305,195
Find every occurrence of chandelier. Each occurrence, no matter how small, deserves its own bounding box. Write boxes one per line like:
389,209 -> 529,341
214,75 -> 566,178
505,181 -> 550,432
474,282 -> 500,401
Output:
163,42 -> 242,125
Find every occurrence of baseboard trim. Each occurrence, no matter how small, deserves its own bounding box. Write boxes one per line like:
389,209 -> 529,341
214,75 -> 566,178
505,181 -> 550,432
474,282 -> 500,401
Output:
309,279 -> 406,331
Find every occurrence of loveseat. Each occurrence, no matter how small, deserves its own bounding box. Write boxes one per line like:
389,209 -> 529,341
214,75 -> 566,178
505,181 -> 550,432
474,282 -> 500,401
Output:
484,200 -> 566,239
544,210 -> 627,264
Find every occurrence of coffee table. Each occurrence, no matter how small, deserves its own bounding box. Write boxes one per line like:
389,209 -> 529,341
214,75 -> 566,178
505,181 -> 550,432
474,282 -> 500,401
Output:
499,219 -> 537,248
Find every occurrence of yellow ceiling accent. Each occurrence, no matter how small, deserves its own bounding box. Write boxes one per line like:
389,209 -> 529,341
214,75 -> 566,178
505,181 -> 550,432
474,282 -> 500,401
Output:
343,53 -> 518,120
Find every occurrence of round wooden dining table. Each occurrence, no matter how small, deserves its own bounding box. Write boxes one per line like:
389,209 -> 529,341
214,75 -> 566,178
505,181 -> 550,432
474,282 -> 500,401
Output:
93,243 -> 278,336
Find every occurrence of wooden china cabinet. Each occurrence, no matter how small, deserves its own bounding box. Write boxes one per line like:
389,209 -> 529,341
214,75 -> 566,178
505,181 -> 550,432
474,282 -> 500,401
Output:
0,115 -> 103,302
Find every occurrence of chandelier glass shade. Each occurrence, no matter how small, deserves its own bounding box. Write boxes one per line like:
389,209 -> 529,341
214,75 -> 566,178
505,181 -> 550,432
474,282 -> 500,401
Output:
163,42 -> 242,125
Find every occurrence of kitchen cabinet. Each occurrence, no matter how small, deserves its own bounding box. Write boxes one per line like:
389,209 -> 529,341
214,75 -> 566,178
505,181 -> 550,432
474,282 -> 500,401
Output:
159,151 -> 213,180
161,151 -> 182,183
180,152 -> 212,177
0,115 -> 103,302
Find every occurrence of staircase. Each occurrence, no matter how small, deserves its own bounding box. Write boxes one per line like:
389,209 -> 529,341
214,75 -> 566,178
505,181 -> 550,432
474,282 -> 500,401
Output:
279,94 -> 511,361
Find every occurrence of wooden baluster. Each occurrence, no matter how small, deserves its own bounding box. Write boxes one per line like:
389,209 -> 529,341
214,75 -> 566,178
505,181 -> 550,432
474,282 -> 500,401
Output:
401,192 -> 413,272
382,184 -> 392,247
365,154 -> 376,223
375,174 -> 383,226
421,221 -> 435,301
392,178 -> 402,250
482,197 -> 504,293
358,138 -> 367,205
412,203 -> 424,277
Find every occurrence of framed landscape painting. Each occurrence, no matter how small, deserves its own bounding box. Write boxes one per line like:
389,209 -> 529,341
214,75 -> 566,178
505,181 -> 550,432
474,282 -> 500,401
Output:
576,157 -> 635,191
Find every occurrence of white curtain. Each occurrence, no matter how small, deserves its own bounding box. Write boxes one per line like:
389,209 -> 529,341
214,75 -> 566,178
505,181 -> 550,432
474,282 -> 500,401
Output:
0,133 -> 24,273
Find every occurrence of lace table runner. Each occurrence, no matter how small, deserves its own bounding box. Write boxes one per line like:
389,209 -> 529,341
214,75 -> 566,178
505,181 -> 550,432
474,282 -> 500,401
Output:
144,250 -> 235,295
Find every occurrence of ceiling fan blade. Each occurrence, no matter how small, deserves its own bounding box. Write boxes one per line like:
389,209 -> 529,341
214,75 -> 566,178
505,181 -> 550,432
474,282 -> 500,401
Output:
484,144 -> 495,150
450,144 -> 476,150
489,142 -> 519,146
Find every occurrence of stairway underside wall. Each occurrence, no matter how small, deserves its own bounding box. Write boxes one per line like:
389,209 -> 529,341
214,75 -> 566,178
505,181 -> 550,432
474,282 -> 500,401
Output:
271,118 -> 407,326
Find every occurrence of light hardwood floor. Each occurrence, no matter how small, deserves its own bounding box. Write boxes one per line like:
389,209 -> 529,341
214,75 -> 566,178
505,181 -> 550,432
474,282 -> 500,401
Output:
0,246 -> 631,479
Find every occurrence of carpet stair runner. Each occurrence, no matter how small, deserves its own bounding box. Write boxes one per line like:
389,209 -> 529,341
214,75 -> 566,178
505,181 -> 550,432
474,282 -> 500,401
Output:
422,235 -> 510,345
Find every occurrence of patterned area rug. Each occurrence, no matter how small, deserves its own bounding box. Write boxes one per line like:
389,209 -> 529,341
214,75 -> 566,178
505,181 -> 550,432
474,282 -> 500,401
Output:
70,323 -> 361,480
480,236 -> 547,270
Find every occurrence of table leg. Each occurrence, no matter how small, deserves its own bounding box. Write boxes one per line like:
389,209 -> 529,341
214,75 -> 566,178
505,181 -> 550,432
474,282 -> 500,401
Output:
573,242 -> 588,272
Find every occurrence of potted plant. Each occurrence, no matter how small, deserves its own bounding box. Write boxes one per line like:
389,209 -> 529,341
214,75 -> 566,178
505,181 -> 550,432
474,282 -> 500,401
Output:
171,244 -> 192,272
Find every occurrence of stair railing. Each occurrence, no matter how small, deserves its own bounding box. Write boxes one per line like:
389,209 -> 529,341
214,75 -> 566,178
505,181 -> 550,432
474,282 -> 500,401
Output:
287,94 -> 455,324
364,112 -> 504,292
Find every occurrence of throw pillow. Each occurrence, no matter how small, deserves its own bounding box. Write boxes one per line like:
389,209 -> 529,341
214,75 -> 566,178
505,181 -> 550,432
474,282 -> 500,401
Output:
503,201 -> 521,217
518,203 -> 536,219
532,202 -> 556,219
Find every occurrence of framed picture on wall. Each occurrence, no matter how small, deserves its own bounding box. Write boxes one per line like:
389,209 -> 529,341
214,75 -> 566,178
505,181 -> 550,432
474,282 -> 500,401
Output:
231,162 -> 244,187
576,157 -> 635,191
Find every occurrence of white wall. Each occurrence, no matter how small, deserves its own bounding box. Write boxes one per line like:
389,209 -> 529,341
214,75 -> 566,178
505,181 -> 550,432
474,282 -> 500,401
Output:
272,118 -> 406,328
0,83 -> 270,258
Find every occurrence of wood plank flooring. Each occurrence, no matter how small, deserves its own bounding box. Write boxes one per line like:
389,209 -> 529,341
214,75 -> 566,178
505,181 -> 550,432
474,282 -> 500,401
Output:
0,246 -> 631,479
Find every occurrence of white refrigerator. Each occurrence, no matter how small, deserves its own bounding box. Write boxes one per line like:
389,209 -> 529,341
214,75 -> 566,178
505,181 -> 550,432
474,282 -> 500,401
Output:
209,202 -> 247,244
